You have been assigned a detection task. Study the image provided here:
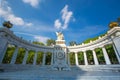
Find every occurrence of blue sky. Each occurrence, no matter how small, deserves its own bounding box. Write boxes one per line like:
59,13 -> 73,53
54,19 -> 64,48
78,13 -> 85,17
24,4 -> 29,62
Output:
0,0 -> 120,45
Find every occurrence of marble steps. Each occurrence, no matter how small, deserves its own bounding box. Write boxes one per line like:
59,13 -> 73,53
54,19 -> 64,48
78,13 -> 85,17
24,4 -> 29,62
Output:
71,65 -> 120,72
0,64 -> 120,72
0,70 -> 120,80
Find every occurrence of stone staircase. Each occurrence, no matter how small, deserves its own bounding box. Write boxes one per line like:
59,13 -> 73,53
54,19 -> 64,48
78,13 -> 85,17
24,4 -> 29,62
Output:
0,64 -> 120,80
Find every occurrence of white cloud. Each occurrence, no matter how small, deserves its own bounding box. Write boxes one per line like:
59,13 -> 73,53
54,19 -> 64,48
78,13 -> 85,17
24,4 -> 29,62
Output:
54,19 -> 61,29
22,0 -> 40,8
34,36 -> 49,43
0,0 -> 32,27
54,5 -> 73,30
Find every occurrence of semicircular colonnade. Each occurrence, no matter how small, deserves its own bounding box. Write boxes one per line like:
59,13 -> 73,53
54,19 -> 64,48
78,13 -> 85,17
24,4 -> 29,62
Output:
0,27 -> 120,69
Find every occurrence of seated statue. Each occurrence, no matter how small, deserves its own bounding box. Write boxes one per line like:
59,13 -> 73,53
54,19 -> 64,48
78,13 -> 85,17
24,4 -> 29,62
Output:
56,32 -> 64,40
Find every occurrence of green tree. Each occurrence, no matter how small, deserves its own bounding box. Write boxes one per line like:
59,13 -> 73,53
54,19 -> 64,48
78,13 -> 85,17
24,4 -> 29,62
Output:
117,17 -> 120,26
36,51 -> 43,65
105,44 -> 118,64
69,41 -> 77,46
26,50 -> 35,64
2,46 -> 15,63
15,48 -> 25,64
46,39 -> 55,46
69,52 -> 75,65
86,50 -> 94,65
78,52 -> 84,65
95,48 -> 105,64
32,41 -> 45,46
45,52 -> 52,65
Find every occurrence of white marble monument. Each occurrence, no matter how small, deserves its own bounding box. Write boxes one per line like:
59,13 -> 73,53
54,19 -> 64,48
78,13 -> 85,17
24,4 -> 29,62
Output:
52,32 -> 70,71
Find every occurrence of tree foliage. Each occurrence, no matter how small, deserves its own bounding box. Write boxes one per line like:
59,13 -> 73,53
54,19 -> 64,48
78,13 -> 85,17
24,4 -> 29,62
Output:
46,39 -> 55,46
95,48 -> 105,64
15,48 -> 25,64
117,17 -> 120,26
69,41 -> 77,46
36,51 -> 43,65
78,52 -> 84,65
105,44 -> 119,64
32,41 -> 45,46
45,52 -> 52,65
86,50 -> 94,65
69,52 -> 75,65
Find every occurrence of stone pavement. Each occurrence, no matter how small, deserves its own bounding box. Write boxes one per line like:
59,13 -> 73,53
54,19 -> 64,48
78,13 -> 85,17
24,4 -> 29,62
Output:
0,65 -> 120,80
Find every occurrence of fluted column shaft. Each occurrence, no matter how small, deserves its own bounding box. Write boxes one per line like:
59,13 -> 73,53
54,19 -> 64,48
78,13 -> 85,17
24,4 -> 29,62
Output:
83,51 -> 88,65
42,53 -> 46,66
67,53 -> 70,65
33,51 -> 37,65
22,50 -> 29,64
75,52 -> 79,65
92,50 -> 99,65
112,44 -> 120,64
0,42 -> 8,64
10,46 -> 19,64
102,47 -> 111,64
51,53 -> 53,65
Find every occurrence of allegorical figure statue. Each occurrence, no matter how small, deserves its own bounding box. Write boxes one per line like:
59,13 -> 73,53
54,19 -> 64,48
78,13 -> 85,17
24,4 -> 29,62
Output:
56,32 -> 64,40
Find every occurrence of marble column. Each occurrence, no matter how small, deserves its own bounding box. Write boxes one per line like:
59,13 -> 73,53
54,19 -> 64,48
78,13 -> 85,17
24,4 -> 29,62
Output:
75,52 -> 79,66
33,51 -> 37,65
0,40 -> 8,64
83,51 -> 88,65
10,46 -> 19,64
67,53 -> 70,65
22,49 -> 29,64
112,44 -> 120,64
102,47 -> 111,64
42,53 -> 46,66
51,53 -> 53,65
92,49 -> 99,65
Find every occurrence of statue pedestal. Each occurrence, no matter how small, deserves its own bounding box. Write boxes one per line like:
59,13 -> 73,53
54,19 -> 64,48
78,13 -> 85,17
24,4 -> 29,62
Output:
52,38 -> 70,71
56,40 -> 66,47
52,32 -> 70,71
